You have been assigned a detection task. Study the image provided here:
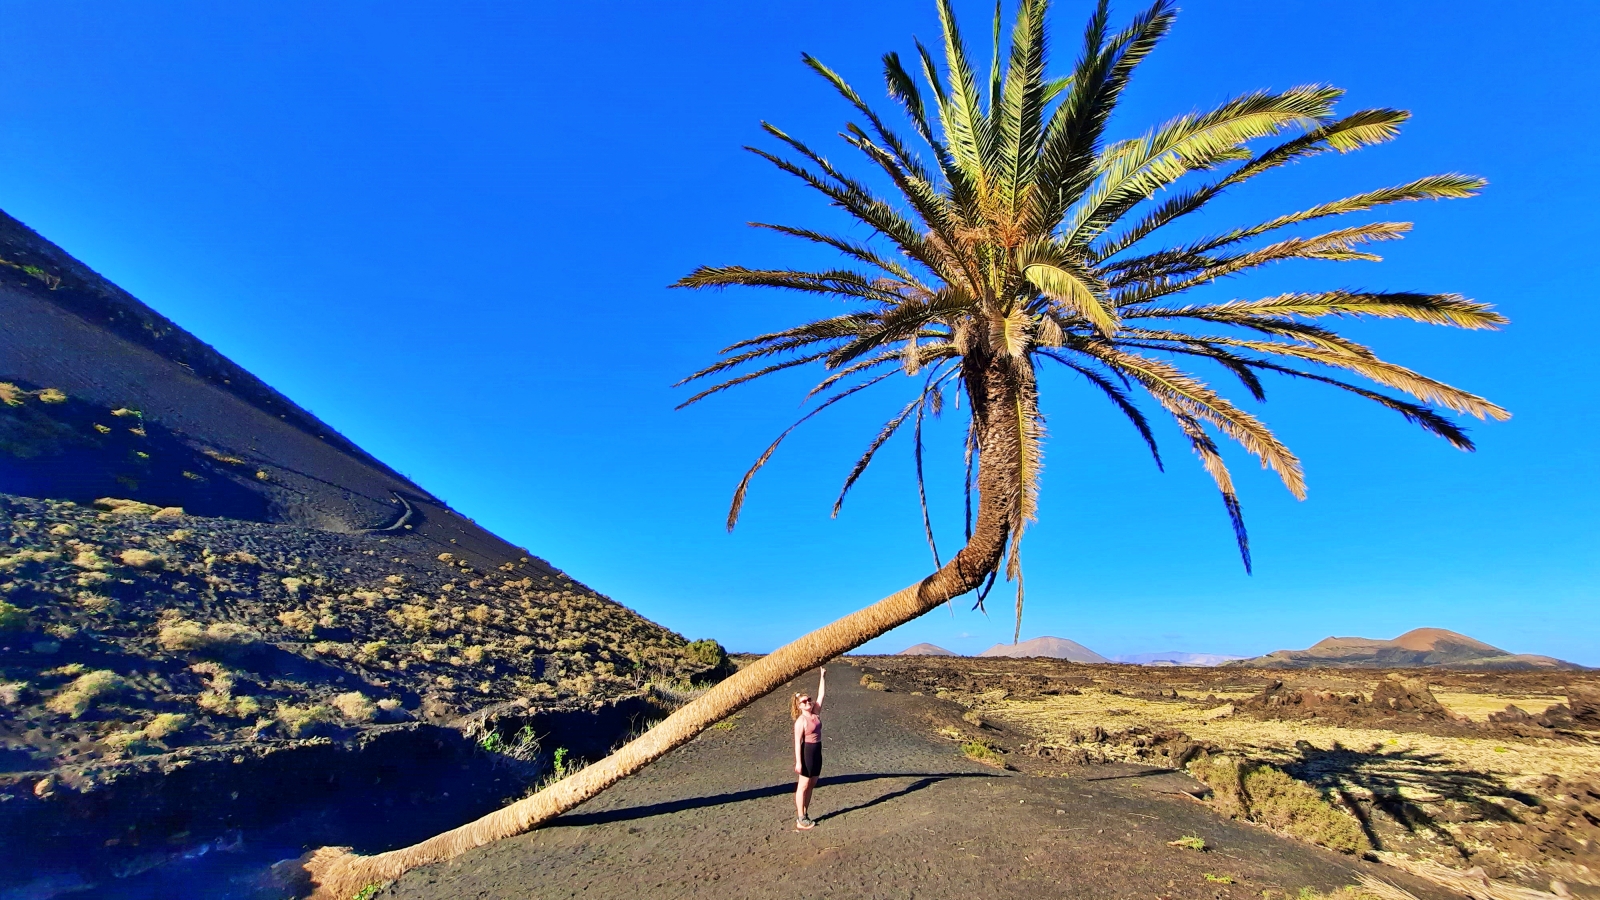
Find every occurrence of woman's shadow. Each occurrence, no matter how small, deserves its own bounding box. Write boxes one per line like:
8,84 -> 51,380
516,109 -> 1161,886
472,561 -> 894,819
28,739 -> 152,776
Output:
550,771 -> 1001,828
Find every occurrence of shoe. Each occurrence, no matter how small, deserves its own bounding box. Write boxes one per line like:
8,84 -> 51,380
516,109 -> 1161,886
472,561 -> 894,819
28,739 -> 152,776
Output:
796,817 -> 815,830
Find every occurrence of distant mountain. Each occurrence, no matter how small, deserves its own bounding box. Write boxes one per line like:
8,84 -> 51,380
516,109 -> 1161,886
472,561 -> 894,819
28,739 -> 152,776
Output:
899,643 -> 956,656
1227,628 -> 1583,670
978,636 -> 1109,663
1115,652 -> 1245,667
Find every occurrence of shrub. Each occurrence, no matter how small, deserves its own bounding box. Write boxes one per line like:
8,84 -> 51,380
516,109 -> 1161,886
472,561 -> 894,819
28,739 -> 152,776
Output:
150,507 -> 184,523
190,662 -> 257,717
332,692 -> 376,723
144,712 -> 190,740
1241,765 -> 1371,855
389,604 -> 434,634
95,498 -> 160,516
0,550 -> 60,572
277,610 -> 316,635
119,548 -> 165,569
277,703 -> 334,737
71,548 -> 109,570
684,638 -> 729,672
77,593 -> 119,615
0,383 -> 23,406
106,713 -> 190,752
1190,756 -> 1249,820
45,670 -> 124,719
1168,835 -> 1207,851
36,388 -> 67,404
1190,756 -> 1369,855
158,620 -> 259,656
0,600 -> 29,633
961,740 -> 1005,766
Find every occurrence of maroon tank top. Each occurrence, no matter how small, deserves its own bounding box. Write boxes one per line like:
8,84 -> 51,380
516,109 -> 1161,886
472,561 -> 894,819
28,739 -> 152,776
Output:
799,713 -> 822,743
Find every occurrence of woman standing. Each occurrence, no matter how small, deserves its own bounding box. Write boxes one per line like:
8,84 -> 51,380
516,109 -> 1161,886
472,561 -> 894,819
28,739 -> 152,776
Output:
790,668 -> 825,830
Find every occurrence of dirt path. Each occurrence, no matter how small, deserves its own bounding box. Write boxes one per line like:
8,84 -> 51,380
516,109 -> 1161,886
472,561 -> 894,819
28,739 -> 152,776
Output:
383,667 -> 1450,900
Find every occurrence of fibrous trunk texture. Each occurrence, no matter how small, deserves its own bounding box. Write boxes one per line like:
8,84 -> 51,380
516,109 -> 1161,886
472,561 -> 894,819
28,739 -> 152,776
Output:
298,367 -> 1020,899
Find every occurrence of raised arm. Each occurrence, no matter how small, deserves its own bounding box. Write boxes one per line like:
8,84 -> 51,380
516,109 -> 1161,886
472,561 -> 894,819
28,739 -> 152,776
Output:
815,668 -> 826,712
793,714 -> 804,774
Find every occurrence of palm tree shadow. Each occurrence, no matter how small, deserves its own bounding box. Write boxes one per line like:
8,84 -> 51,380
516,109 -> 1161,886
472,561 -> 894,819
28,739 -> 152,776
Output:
1287,744 -> 1541,857
552,772 -> 997,828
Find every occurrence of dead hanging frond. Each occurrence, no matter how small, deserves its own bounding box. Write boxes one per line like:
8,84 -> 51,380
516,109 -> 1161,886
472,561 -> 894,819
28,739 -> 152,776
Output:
914,395 -> 942,569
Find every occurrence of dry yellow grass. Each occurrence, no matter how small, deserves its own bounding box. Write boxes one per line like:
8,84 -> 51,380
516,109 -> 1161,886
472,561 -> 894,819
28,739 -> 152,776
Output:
45,670 -> 124,719
962,689 -> 1600,791
1432,691 -> 1564,722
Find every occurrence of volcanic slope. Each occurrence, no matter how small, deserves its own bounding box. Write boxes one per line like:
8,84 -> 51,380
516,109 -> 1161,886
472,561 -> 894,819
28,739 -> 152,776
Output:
1228,628 -> 1582,670
0,207 -> 521,568
0,209 -> 725,890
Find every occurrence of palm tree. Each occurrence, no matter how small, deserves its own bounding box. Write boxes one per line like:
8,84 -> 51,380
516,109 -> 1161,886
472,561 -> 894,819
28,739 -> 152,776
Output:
298,0 -> 1504,894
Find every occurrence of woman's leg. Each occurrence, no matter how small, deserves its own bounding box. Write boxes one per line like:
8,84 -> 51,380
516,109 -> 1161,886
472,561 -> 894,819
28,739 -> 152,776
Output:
799,775 -> 816,818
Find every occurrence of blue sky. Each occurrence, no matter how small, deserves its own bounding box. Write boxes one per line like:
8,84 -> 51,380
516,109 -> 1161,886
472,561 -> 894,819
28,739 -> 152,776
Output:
2,2 -> 1595,664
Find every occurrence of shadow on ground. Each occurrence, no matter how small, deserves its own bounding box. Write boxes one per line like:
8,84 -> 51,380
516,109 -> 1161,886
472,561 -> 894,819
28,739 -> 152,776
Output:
552,771 -> 998,828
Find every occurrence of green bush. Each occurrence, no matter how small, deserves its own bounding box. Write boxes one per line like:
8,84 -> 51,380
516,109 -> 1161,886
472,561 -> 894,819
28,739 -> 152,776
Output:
0,600 -> 28,633
1190,755 -> 1370,855
684,638 -> 730,676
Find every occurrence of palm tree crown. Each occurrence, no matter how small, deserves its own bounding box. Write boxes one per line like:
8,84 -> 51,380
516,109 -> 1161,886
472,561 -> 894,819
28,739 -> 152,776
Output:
677,0 -> 1506,640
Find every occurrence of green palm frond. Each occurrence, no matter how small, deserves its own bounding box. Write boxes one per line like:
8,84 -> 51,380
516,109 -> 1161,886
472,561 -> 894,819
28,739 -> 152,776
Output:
677,0 -> 1503,637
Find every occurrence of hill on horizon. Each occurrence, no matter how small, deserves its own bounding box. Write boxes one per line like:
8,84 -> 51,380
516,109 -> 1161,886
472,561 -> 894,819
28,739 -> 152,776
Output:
1115,651 -> 1245,667
898,642 -> 955,656
978,636 -> 1109,663
1227,627 -> 1583,670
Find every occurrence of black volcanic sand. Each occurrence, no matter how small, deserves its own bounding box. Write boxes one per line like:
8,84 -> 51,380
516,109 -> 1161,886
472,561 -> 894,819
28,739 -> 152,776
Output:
381,667 -> 1449,900
1,207 -> 530,571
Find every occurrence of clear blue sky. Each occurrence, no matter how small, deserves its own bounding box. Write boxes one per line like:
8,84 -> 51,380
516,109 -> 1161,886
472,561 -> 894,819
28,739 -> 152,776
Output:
2,2 -> 1595,664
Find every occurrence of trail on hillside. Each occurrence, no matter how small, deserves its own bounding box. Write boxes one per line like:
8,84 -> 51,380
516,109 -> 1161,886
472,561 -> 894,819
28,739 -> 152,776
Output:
381,667 -> 1450,900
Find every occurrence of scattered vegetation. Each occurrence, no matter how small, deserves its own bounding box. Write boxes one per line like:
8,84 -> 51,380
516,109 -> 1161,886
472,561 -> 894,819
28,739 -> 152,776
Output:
45,670 -> 124,719
277,703 -> 335,738
118,548 -> 165,569
157,619 -> 259,657
1167,835 -> 1206,851
960,740 -> 1005,766
0,599 -> 29,632
0,491 -> 726,811
332,691 -> 376,723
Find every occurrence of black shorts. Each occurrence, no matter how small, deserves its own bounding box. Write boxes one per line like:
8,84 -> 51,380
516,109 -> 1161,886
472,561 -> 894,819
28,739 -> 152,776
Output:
799,741 -> 822,778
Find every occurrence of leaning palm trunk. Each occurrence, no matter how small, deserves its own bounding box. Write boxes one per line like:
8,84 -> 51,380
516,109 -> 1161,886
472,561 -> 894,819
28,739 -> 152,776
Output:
298,382 -> 1018,899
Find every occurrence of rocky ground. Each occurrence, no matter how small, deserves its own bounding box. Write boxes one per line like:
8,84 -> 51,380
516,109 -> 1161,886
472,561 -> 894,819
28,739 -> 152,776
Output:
856,656 -> 1600,897
0,491 -> 727,894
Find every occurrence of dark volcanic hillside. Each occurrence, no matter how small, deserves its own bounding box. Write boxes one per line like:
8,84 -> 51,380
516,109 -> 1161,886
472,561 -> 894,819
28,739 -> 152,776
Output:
0,209 -> 727,892
0,208 -> 520,570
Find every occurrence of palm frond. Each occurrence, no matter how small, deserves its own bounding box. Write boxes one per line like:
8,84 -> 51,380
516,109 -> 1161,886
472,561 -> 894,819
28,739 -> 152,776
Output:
726,373 -> 897,530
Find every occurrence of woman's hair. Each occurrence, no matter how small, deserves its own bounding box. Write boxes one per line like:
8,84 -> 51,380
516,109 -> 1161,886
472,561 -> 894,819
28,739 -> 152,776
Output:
790,693 -> 805,721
